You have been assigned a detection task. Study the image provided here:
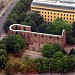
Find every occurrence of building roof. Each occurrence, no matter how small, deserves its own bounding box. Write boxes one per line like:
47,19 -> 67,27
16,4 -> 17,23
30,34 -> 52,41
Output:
32,0 -> 75,9
33,0 -> 75,2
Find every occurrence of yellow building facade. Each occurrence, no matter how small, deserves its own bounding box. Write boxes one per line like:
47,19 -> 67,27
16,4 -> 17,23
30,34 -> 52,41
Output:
31,0 -> 75,24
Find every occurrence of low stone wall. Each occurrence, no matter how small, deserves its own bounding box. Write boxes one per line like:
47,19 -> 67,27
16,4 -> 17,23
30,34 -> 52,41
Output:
9,24 -> 66,51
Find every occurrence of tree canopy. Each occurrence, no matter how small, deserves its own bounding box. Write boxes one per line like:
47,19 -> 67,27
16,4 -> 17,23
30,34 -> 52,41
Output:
5,34 -> 26,53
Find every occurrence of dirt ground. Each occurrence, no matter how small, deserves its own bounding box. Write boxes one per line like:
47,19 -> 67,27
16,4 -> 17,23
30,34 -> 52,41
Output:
64,44 -> 75,53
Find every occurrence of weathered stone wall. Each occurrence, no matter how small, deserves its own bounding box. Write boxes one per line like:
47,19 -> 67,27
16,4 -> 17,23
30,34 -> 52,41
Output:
9,24 -> 66,51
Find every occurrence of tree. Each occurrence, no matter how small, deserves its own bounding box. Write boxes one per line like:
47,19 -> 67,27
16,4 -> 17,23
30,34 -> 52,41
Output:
3,18 -> 16,32
67,36 -> 75,44
72,21 -> 75,36
69,48 -> 75,55
35,57 -> 49,73
51,59 -> 63,72
20,0 -> 32,10
42,44 -> 64,58
24,16 -> 31,23
6,34 -> 26,53
41,57 -> 49,72
12,2 -> 26,15
8,13 -> 19,23
28,12 -> 44,27
14,43 -> 21,53
53,44 -> 66,54
67,56 -> 75,71
42,44 -> 56,58
28,20 -> 37,32
21,21 -> 28,25
53,51 -> 64,59
53,44 -> 62,52
0,49 -> 7,57
61,56 -> 69,72
0,55 -> 7,69
19,12 -> 27,23
38,23 -> 47,33
46,24 -> 55,34
0,44 -> 6,50
0,38 -> 7,45
15,35 -> 26,49
51,19 -> 68,35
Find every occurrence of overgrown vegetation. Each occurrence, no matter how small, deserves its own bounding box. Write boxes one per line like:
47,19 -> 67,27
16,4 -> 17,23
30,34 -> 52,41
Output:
5,56 -> 36,74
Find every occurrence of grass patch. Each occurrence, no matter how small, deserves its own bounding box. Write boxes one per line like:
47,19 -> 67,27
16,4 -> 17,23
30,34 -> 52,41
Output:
7,52 -> 21,64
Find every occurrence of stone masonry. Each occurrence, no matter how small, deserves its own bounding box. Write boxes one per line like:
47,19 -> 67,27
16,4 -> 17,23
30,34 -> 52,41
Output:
9,24 -> 66,51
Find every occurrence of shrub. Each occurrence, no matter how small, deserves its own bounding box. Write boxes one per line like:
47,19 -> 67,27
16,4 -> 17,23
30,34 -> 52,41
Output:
42,44 -> 56,58
0,44 -> 6,50
5,63 -> 14,75
35,57 -> 49,73
69,48 -> 75,55
0,49 -> 7,57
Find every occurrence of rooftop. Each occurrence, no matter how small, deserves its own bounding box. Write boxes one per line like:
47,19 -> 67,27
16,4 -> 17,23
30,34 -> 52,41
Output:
32,0 -> 75,9
33,0 -> 75,3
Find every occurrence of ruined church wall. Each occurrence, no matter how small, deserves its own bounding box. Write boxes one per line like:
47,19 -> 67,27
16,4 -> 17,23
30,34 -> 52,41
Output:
9,24 -> 66,51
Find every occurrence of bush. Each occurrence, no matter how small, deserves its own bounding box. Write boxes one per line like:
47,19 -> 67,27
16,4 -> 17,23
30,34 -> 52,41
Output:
35,57 -> 49,73
69,48 -> 75,55
51,59 -> 63,72
0,44 -> 6,50
53,51 -> 64,59
13,62 -> 21,72
67,36 -> 75,44
0,49 -> 7,57
50,55 -> 75,73
0,55 -> 7,69
5,63 -> 14,75
20,56 -> 36,73
14,43 -> 21,53
42,44 -> 56,58
42,44 -> 64,58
